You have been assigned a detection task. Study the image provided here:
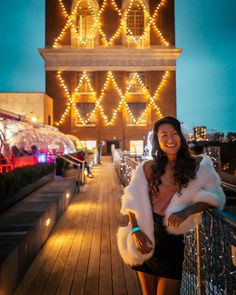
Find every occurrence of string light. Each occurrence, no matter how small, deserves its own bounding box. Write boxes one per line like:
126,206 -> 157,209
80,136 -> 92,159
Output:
70,1 -> 98,46
54,0 -> 170,47
58,0 -> 69,18
97,0 -> 123,46
54,0 -> 98,48
54,1 -> 171,125
56,71 -> 71,125
56,70 -> 169,126
119,157 -> 134,184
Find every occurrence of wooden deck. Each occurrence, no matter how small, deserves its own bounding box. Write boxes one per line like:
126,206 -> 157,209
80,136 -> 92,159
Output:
14,157 -> 141,295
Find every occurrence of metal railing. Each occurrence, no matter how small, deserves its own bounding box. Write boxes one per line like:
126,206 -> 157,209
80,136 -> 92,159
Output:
181,210 -> 236,295
65,154 -> 86,184
114,154 -> 236,295
56,154 -> 85,184
113,151 -> 143,186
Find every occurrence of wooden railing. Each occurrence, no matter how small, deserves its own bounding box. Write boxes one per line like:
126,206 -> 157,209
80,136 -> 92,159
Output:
57,154 -> 85,185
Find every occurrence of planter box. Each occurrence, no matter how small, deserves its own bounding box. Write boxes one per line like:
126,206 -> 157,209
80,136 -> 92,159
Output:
0,174 -> 53,214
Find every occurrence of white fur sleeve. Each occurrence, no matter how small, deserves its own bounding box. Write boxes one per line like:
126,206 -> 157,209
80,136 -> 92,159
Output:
120,164 -> 149,217
117,163 -> 155,265
165,155 -> 226,235
192,187 -> 225,210
193,156 -> 226,209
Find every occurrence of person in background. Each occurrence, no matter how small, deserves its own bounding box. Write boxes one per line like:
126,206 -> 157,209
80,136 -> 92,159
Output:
188,141 -> 204,155
0,153 -> 7,164
19,146 -> 32,156
11,145 -> 21,157
31,145 -> 40,156
2,143 -> 12,163
143,146 -> 150,157
117,116 -> 225,295
76,150 -> 93,178
97,140 -> 103,164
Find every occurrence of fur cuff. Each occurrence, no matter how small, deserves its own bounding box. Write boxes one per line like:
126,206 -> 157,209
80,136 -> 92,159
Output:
192,189 -> 225,210
117,225 -> 154,266
164,212 -> 202,235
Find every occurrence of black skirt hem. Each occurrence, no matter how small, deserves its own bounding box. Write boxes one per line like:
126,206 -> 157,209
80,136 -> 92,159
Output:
130,212 -> 184,280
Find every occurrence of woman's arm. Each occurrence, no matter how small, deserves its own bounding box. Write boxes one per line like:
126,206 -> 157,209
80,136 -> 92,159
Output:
128,211 -> 153,254
167,202 -> 212,228
128,211 -> 138,228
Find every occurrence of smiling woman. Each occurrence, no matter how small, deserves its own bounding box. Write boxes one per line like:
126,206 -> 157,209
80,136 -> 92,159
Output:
117,116 -> 226,295
157,123 -> 181,160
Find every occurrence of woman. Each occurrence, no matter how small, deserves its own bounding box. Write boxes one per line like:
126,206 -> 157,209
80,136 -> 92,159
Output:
76,150 -> 93,177
117,116 -> 225,295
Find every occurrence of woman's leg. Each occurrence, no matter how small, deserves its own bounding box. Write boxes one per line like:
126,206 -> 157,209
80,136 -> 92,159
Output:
156,277 -> 181,295
84,162 -> 92,176
137,271 -> 157,295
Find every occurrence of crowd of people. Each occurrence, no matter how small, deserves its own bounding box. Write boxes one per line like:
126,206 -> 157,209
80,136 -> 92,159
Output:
0,140 -> 103,179
0,144 -> 41,164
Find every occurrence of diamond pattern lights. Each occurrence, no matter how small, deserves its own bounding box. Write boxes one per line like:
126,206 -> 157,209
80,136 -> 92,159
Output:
54,0 -> 169,47
56,71 -> 170,126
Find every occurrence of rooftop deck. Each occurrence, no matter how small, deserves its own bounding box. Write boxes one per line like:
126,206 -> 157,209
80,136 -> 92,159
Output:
13,157 -> 141,295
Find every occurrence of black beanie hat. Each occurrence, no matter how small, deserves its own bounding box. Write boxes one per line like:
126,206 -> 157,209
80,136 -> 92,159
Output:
153,116 -> 182,135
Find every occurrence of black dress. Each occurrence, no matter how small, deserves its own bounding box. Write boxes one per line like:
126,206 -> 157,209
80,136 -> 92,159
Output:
131,212 -> 184,280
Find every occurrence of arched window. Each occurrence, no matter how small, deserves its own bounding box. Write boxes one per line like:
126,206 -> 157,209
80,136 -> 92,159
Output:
71,0 -> 98,48
125,0 -> 150,48
127,3 -> 144,36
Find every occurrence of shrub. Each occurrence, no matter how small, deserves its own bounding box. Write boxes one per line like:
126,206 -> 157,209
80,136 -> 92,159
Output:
0,163 -> 54,200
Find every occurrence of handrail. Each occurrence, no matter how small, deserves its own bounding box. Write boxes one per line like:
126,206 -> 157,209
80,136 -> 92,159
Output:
181,209 -> 236,295
126,157 -> 139,166
66,154 -> 84,164
57,154 -> 85,184
221,181 -> 236,193
64,154 -> 85,184
209,208 -> 236,227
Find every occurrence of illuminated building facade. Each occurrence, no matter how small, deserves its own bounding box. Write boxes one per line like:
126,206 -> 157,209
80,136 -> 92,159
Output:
40,0 -> 181,153
194,126 -> 207,141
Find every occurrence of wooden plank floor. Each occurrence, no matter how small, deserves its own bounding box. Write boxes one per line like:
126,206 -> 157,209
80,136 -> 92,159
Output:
14,157 -> 141,295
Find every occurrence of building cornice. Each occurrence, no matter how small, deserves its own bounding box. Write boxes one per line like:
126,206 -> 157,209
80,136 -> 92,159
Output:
39,46 -> 182,71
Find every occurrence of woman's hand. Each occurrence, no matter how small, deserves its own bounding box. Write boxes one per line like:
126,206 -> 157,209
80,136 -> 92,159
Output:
167,209 -> 190,228
132,230 -> 153,254
167,202 -> 212,228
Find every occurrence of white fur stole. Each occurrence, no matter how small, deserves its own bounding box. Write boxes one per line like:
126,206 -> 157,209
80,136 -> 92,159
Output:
117,155 -> 226,266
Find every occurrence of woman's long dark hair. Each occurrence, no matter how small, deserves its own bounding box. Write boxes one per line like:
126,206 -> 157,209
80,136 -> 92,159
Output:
149,117 -> 197,198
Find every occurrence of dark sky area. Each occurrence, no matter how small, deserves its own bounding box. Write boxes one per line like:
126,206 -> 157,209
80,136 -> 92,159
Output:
0,0 -> 235,134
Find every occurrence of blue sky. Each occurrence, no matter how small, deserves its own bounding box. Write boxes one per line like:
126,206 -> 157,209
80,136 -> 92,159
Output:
0,0 -> 235,134
175,0 -> 236,134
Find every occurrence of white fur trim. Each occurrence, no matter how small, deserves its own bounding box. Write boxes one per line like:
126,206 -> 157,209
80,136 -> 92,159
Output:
117,162 -> 155,265
117,224 -> 154,266
164,155 -> 225,234
117,155 -> 226,264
